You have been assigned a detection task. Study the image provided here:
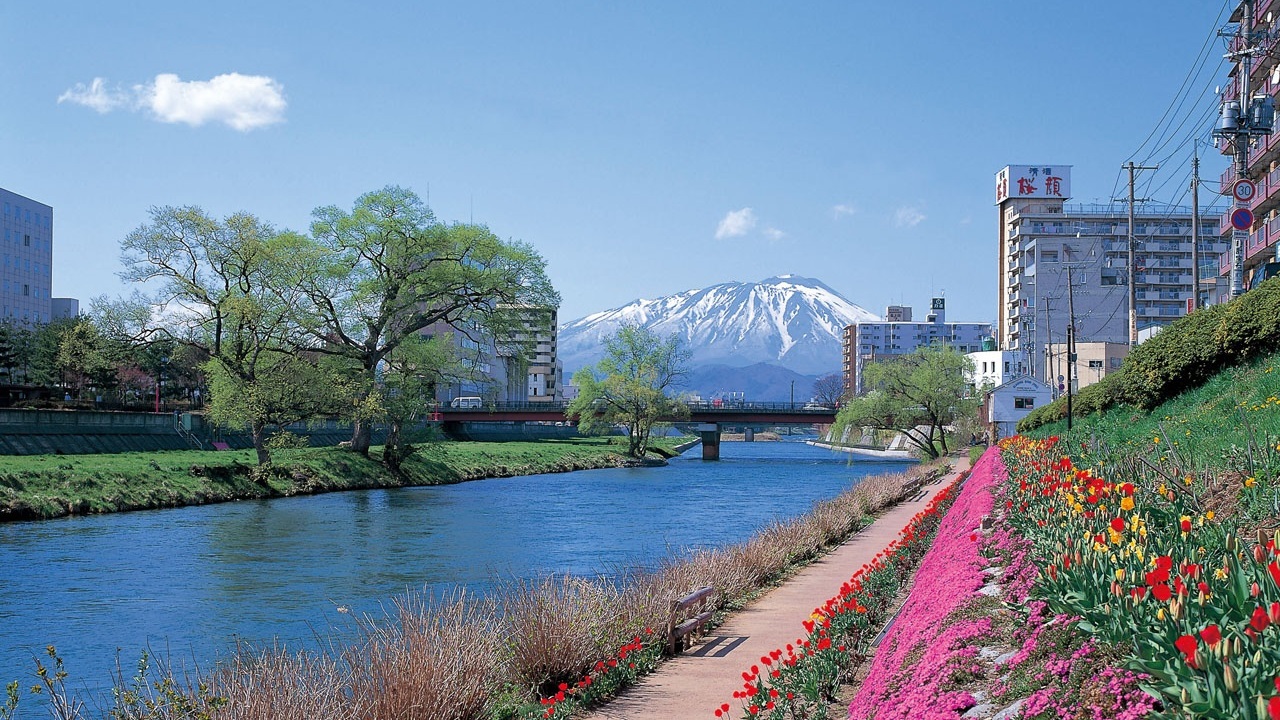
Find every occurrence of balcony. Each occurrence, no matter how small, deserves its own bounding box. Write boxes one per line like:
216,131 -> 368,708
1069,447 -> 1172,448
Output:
1219,250 -> 1234,277
1136,273 -> 1190,285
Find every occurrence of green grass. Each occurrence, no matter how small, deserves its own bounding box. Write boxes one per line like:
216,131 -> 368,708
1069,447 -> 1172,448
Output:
1030,351 -> 1280,477
0,436 -> 693,521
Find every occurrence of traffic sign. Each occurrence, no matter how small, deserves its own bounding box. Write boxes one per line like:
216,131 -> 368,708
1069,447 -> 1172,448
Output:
1233,179 -> 1257,203
1232,207 -> 1255,231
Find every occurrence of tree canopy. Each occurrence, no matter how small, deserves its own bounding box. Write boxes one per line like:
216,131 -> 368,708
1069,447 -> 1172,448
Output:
284,186 -> 558,455
831,344 -> 976,459
104,187 -> 557,466
566,325 -> 690,459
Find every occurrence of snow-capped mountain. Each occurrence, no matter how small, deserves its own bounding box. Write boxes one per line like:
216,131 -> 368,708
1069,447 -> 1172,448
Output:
559,275 -> 879,377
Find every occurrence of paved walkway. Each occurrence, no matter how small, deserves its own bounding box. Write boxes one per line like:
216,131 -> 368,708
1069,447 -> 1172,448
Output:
583,456 -> 972,720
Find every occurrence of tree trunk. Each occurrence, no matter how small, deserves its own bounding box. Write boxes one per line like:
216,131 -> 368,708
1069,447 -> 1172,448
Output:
350,417 -> 372,456
383,420 -> 409,472
251,422 -> 272,466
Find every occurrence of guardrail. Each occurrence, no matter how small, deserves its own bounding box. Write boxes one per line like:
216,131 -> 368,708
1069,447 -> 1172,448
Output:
434,401 -> 840,414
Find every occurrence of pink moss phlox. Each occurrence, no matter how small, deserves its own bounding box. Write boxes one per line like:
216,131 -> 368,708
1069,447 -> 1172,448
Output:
847,448 -> 1003,720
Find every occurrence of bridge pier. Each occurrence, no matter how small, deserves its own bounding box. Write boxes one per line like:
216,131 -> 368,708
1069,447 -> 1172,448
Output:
744,428 -> 754,442
698,423 -> 720,461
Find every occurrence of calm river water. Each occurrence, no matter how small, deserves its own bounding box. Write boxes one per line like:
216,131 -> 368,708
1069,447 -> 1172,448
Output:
0,440 -> 908,711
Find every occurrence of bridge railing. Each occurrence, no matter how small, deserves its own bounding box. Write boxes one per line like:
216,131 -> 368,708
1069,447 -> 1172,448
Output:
434,401 -> 840,415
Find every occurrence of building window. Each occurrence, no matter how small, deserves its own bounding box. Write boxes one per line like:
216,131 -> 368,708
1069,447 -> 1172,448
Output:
23,235 -> 30,247
1014,397 -> 1035,409
22,284 -> 29,296
1041,250 -> 1059,262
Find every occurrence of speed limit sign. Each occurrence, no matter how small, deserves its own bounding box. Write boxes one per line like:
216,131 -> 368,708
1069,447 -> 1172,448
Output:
1233,179 -> 1257,203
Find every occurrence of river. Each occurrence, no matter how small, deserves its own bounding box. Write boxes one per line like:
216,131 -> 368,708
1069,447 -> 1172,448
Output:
0,440 -> 909,713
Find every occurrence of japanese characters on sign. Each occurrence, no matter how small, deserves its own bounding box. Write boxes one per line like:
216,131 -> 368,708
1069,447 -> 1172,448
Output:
995,165 -> 1072,203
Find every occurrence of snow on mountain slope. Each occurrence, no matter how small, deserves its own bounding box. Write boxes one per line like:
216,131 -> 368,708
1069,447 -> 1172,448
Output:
559,275 -> 879,376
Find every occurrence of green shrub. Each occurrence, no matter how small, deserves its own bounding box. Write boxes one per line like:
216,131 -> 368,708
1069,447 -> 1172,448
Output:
1021,278 -> 1280,432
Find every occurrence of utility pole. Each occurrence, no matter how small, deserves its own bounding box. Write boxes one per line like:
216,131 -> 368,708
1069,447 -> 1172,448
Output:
1123,162 -> 1158,345
1191,150 -> 1202,309
1213,0 -> 1275,298
1066,264 -> 1078,430
1043,295 -> 1054,397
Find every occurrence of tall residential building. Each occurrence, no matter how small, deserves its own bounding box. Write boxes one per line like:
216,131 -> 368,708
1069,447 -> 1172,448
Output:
500,305 -> 561,403
1,187 -> 54,325
422,305 -> 562,404
842,297 -> 991,396
996,165 -> 1226,379
1215,2 -> 1280,296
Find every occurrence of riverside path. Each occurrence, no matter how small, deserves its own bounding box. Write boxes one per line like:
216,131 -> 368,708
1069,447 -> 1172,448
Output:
582,455 -> 973,720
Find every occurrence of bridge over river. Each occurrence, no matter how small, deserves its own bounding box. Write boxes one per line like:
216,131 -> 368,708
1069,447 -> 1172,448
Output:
435,401 -> 839,460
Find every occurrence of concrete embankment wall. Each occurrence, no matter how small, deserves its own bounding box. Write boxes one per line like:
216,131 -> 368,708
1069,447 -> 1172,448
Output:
0,409 -> 613,455
0,410 -> 385,456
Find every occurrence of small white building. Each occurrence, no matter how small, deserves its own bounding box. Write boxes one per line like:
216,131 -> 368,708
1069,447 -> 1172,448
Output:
983,375 -> 1054,441
966,349 -> 1029,392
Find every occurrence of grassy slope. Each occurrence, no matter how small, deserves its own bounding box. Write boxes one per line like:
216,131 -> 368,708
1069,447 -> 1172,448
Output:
0,437 -> 687,522
1031,350 -> 1280,479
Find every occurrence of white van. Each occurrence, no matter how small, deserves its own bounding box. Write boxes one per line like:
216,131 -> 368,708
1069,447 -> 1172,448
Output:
449,396 -> 483,409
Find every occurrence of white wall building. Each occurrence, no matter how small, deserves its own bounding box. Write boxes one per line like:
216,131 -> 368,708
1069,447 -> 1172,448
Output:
966,349 -> 1029,392
984,375 -> 1054,441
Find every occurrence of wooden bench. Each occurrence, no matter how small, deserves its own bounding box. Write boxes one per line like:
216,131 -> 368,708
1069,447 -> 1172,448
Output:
667,585 -> 715,654
902,475 -> 924,498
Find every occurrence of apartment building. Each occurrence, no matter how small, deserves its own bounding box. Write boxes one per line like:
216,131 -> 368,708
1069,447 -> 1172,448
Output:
842,297 -> 991,396
1215,1 -> 1280,296
996,165 -> 1226,380
1,187 -> 54,325
501,305 -> 562,403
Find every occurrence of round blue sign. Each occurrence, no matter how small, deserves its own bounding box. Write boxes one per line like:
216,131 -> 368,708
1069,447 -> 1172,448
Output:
1231,208 -> 1254,231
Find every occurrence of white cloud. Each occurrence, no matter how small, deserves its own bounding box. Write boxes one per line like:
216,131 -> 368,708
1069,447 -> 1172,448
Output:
57,78 -> 130,113
763,227 -> 786,241
893,205 -> 926,228
58,73 -> 286,131
715,207 -> 757,239
831,203 -> 857,219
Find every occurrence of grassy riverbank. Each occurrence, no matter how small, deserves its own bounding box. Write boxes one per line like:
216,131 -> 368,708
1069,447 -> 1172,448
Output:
0,437 -> 688,522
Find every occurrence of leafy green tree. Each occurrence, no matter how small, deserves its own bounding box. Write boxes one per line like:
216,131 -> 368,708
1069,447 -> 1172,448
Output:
0,321 -> 33,386
203,353 -> 343,466
55,318 -> 114,398
284,186 -> 558,456
831,344 -> 976,459
28,318 -> 75,390
567,325 -> 690,459
117,206 -> 314,463
377,334 -> 460,471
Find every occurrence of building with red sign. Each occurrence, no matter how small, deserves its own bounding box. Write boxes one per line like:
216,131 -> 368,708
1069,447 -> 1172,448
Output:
996,165 -> 1227,382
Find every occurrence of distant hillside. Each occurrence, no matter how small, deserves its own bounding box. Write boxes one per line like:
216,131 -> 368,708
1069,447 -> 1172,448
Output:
559,275 -> 877,376
675,363 -> 823,403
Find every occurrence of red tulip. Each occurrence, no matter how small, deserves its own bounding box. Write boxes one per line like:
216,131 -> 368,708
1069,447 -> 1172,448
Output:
1200,624 -> 1222,645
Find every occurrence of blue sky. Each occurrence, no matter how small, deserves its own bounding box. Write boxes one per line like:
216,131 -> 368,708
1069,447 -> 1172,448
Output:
2,1 -> 1236,323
